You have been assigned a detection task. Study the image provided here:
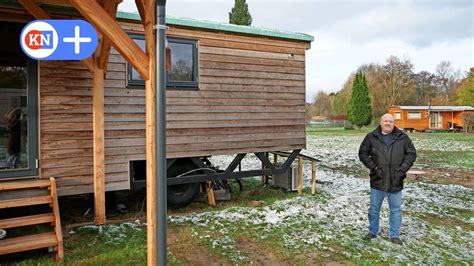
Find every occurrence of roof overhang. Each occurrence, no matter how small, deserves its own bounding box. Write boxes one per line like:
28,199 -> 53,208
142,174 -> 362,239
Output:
0,0 -> 314,43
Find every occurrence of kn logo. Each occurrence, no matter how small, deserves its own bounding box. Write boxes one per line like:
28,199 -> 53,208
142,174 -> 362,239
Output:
20,20 -> 98,60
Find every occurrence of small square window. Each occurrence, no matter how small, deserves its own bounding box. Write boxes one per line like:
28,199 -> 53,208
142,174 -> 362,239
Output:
394,112 -> 401,120
127,35 -> 198,89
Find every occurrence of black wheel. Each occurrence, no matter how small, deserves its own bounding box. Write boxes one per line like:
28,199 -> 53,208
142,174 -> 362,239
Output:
167,158 -> 201,208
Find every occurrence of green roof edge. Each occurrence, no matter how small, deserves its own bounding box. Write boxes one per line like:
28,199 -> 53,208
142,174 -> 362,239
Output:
117,11 -> 314,42
0,0 -> 313,42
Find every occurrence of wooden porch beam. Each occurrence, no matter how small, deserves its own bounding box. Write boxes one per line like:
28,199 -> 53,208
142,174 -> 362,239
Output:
135,0 -> 147,30
70,0 -> 149,80
18,0 -> 94,73
92,62 -> 106,225
97,0 -> 119,70
82,58 -> 94,72
18,0 -> 49,19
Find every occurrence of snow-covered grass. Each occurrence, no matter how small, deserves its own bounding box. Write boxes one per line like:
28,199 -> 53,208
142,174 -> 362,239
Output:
169,167 -> 473,264
166,131 -> 474,263
303,130 -> 474,170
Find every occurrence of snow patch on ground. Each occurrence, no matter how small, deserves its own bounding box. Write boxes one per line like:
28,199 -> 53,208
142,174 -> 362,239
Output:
78,220 -> 143,245
169,167 -> 473,263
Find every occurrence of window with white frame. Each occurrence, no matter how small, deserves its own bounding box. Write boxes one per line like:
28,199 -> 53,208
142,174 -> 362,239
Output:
394,112 -> 401,120
407,112 -> 421,119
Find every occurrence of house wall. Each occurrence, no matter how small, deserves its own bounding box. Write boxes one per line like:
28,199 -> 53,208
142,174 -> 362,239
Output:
389,107 -> 429,131
37,21 -> 309,195
388,107 -> 469,131
442,111 -> 464,128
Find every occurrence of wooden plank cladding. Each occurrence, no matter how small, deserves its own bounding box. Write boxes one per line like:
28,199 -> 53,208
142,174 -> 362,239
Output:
37,20 -> 309,196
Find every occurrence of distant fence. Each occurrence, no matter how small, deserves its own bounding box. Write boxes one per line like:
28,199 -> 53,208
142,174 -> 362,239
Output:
306,119 -> 382,129
306,120 -> 352,128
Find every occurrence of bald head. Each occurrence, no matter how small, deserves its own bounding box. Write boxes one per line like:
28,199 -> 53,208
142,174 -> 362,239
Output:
380,113 -> 395,135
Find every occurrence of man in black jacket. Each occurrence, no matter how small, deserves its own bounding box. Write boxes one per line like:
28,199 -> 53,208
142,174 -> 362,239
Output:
358,113 -> 416,245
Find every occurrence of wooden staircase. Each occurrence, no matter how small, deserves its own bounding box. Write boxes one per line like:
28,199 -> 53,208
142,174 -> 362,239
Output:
0,177 -> 63,261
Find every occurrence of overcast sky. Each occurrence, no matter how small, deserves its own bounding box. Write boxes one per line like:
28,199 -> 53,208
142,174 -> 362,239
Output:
119,0 -> 473,102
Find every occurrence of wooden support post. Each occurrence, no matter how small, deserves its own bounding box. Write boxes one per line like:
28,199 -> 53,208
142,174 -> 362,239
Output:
207,181 -> 216,207
311,161 -> 316,195
144,1 -> 157,265
70,0 -> 149,79
298,157 -> 303,195
273,154 -> 278,164
92,65 -> 106,225
261,152 -> 270,185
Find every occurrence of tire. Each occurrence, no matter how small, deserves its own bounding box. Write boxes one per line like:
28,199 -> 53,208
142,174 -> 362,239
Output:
167,158 -> 201,208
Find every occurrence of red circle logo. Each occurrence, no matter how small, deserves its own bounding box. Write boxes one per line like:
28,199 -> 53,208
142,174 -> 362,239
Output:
25,30 -> 44,50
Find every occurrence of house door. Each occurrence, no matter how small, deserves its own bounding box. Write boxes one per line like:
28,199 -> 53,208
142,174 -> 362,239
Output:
429,112 -> 442,129
0,22 -> 38,178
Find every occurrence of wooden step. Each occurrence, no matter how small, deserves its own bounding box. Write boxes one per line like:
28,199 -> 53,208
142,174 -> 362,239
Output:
0,195 -> 52,209
0,213 -> 55,229
0,232 -> 57,255
0,180 -> 51,190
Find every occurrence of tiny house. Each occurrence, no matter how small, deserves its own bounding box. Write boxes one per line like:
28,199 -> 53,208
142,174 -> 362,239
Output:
388,106 -> 474,131
0,1 -> 313,220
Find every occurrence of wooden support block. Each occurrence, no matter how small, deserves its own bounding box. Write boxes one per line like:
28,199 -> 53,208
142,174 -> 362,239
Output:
298,157 -> 303,195
311,161 -> 316,195
207,181 -> 216,207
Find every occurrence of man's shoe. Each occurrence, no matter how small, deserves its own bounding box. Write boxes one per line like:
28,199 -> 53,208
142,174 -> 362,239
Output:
390,237 -> 403,245
363,233 -> 377,240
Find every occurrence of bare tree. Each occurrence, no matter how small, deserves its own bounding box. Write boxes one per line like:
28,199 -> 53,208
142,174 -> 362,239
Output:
381,56 -> 414,107
435,61 -> 462,102
312,91 -> 332,117
413,71 -> 436,105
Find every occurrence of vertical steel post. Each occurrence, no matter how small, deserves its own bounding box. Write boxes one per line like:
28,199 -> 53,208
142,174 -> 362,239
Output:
155,0 -> 167,265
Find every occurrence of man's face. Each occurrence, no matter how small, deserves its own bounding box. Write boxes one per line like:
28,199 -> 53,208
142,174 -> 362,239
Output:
380,114 -> 395,134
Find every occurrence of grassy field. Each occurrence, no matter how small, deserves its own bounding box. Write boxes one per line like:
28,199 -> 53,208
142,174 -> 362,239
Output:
3,128 -> 473,265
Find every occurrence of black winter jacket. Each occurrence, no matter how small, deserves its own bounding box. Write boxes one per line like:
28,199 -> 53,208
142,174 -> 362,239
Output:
358,126 -> 417,192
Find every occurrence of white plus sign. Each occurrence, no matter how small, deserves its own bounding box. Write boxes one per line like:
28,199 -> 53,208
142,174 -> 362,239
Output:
63,26 -> 92,54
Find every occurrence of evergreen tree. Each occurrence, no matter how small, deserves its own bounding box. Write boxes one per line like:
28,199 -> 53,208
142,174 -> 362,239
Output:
229,0 -> 252,26
348,72 -> 372,128
454,68 -> 474,106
